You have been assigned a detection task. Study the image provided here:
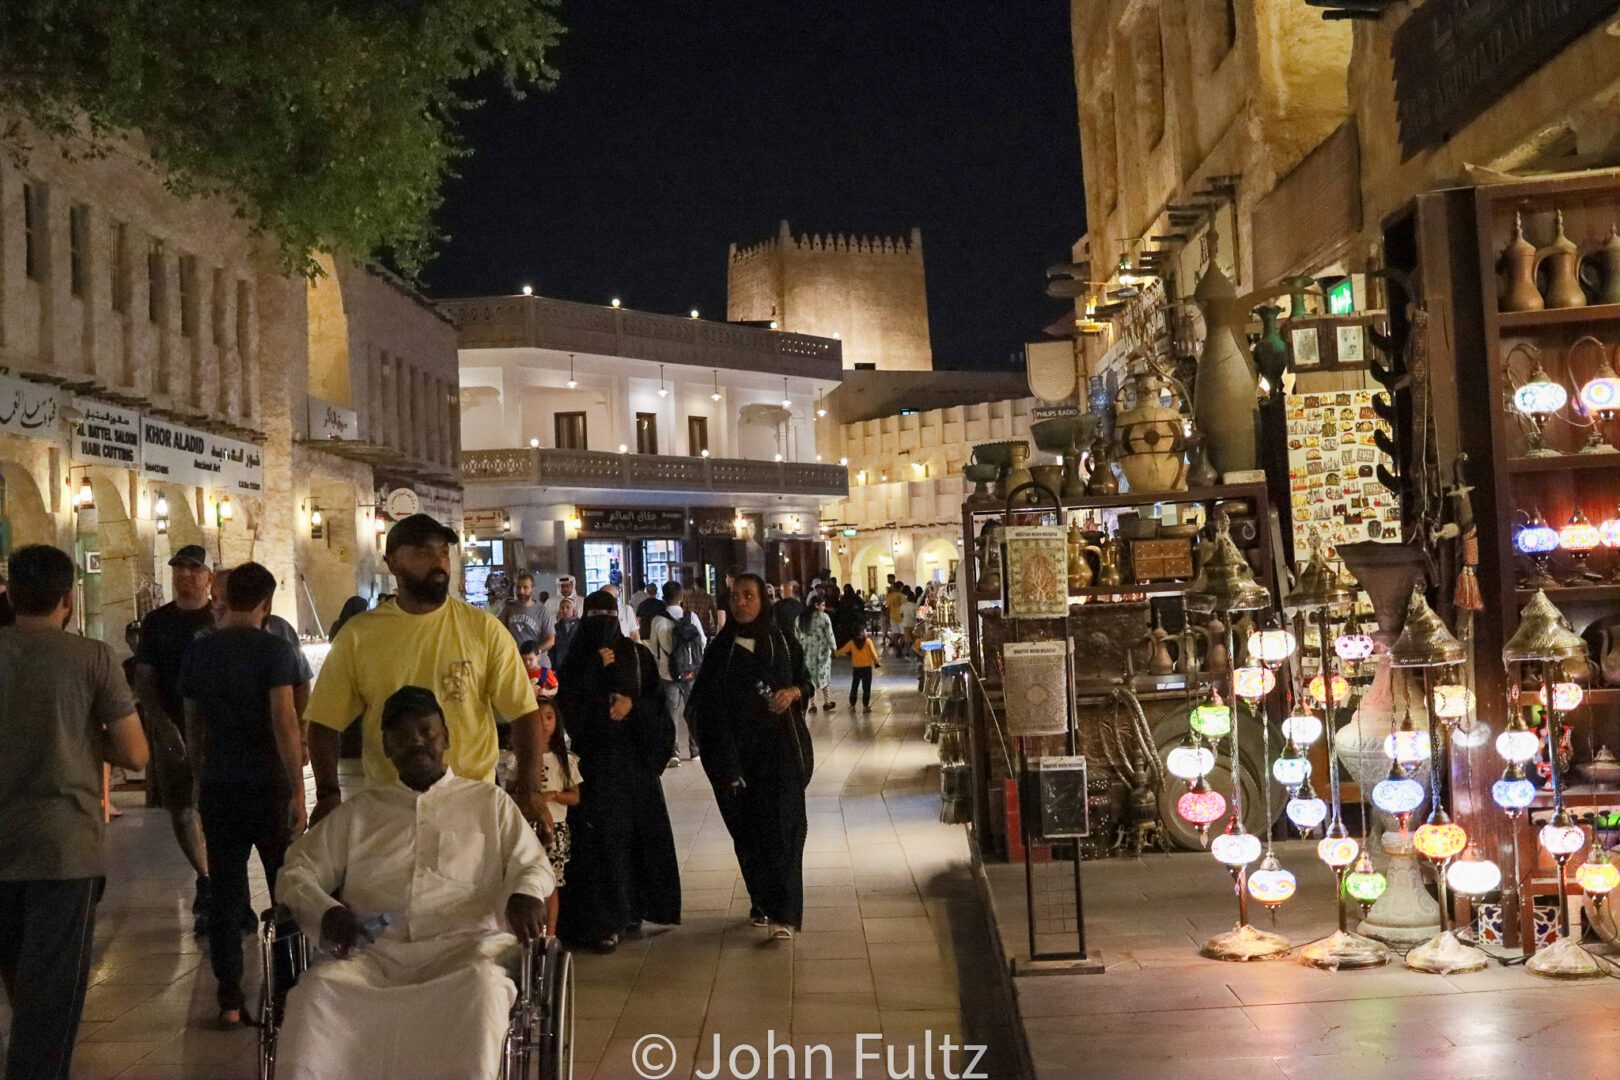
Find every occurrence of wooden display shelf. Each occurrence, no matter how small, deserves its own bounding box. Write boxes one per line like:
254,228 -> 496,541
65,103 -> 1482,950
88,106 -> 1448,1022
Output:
967,481 -> 1268,517
1497,302 -> 1620,329
1507,453 -> 1620,474
1514,583 -> 1620,603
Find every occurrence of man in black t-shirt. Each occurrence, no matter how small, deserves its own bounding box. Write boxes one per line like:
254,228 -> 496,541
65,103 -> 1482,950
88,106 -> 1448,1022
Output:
179,561 -> 305,1024
131,544 -> 215,928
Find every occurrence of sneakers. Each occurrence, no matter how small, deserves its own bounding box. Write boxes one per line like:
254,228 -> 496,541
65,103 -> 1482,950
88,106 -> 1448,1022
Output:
666,756 -> 682,770
688,749 -> 701,761
767,922 -> 795,941
862,704 -> 873,713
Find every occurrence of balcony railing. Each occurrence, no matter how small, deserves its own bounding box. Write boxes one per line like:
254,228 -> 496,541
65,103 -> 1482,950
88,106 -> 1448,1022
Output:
463,448 -> 849,497
441,294 -> 842,380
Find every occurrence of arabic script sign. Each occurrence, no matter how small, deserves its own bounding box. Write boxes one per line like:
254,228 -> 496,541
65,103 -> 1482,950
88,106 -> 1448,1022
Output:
580,507 -> 688,536
72,398 -> 142,468
0,374 -> 62,439
1393,0 -> 1615,159
140,419 -> 263,496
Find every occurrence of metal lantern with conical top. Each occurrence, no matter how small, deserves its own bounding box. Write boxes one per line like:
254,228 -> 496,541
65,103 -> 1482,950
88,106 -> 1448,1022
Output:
1503,590 -> 1589,663
1284,542 -> 1358,612
1389,588 -> 1465,669
1186,511 -> 1271,614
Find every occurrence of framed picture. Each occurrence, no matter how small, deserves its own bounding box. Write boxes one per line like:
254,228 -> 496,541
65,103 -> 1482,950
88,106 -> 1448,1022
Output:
84,550 -> 101,574
1004,526 -> 1069,619
1291,327 -> 1321,368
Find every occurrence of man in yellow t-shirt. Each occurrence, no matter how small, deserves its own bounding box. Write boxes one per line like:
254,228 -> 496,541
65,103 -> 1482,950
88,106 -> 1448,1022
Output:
304,515 -> 546,826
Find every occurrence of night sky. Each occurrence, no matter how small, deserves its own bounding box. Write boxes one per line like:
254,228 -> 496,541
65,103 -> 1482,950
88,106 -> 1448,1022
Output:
424,0 -> 1084,372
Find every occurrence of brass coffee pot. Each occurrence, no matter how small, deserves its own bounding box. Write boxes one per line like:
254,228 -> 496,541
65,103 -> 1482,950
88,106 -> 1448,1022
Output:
1536,210 -> 1588,310
1095,535 -> 1126,589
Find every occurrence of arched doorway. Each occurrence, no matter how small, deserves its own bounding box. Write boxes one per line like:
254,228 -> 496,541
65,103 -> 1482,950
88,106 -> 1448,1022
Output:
915,538 -> 960,585
848,541 -> 894,597
0,461 -> 55,558
82,470 -> 139,644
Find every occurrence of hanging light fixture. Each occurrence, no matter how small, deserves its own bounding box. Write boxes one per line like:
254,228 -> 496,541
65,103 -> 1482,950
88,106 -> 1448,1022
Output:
1372,763 -> 1426,820
1412,809 -> 1467,862
1345,850 -> 1388,913
1282,712 -> 1323,745
566,353 -> 578,390
1541,681 -> 1586,712
1271,744 -> 1311,793
1308,673 -> 1351,707
1334,628 -> 1375,663
1165,735 -> 1216,783
657,364 -> 669,398
1503,590 -> 1589,664
1431,682 -> 1476,721
1389,588 -> 1466,669
217,494 -> 234,524
1175,777 -> 1227,832
1211,826 -> 1262,868
1317,826 -> 1360,870
1496,715 -> 1542,764
1184,513 -> 1271,614
781,377 -> 792,410
1539,806 -> 1586,858
1245,628 -> 1297,666
1445,843 -> 1502,896
1189,701 -> 1232,739
75,473 -> 95,510
1246,851 -> 1296,909
710,370 -> 722,402
1233,666 -> 1276,700
1384,715 -> 1428,766
1286,776 -> 1328,832
1492,762 -> 1537,810
153,493 -> 170,535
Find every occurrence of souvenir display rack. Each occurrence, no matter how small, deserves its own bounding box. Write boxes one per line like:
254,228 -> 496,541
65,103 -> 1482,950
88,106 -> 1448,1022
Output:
960,479 -> 1283,862
1411,170 -> 1620,950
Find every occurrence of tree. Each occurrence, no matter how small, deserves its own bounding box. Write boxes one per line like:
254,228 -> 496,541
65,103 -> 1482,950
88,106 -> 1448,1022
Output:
0,0 -> 562,274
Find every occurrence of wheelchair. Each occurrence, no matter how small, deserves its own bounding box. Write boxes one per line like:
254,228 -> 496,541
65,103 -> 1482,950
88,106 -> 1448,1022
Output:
255,906 -> 574,1080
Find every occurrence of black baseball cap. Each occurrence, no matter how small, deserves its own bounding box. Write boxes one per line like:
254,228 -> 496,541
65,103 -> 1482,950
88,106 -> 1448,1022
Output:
385,513 -> 459,556
168,544 -> 212,571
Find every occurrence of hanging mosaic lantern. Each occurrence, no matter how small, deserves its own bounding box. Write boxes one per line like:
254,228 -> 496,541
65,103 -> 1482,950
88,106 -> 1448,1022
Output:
1247,851 -> 1297,908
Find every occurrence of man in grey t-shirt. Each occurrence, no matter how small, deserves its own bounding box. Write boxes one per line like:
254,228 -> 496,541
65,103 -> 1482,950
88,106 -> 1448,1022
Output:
0,545 -> 147,1080
499,570 -> 555,662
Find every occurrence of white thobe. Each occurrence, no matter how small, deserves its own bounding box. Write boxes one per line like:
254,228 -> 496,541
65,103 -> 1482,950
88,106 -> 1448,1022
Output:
275,769 -> 554,1080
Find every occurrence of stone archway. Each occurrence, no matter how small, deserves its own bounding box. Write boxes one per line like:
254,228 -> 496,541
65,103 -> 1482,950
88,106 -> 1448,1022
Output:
848,541 -> 894,597
82,470 -> 139,644
916,538 -> 960,584
0,460 -> 54,558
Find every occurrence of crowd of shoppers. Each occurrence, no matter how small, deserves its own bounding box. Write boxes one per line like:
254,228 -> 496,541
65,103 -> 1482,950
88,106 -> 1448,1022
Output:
0,518 -> 940,1078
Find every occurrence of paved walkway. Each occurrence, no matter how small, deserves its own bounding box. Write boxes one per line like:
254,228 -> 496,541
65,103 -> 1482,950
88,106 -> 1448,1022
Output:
0,663 -> 1022,1080
991,843 -> 1620,1080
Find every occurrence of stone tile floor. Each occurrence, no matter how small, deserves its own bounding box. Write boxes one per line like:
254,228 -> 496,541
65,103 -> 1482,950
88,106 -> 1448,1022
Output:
0,663 -> 1024,1080
990,841 -> 1620,1080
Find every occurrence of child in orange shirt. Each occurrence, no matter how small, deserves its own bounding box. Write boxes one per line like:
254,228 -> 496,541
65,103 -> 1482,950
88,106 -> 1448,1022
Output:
835,626 -> 881,711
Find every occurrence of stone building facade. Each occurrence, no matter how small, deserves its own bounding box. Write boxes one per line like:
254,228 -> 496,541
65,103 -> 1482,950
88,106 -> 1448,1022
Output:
1064,0 -> 1620,386
817,371 -> 1033,592
728,220 -> 933,371
0,116 -> 458,647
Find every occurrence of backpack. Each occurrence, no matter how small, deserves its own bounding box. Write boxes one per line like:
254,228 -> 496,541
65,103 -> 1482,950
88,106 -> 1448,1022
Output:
669,612 -> 704,681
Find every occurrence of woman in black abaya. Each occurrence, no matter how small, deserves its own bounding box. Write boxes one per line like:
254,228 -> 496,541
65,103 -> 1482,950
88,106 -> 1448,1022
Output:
688,574 -> 814,939
556,590 -> 681,952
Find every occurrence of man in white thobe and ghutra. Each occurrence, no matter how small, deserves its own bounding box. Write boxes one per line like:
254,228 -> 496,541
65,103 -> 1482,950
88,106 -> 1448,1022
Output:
275,686 -> 554,1080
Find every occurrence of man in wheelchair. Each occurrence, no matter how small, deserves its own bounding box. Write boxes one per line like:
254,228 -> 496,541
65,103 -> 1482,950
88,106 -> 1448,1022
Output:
274,686 -> 555,1080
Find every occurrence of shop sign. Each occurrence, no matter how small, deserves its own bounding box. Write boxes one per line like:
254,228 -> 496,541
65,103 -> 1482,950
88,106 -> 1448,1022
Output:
691,508 -> 740,538
1393,0 -> 1616,160
140,418 -> 263,496
0,373 -> 61,439
383,487 -> 421,519
580,507 -> 687,536
71,398 -> 141,469
307,395 -> 360,442
464,507 -> 508,533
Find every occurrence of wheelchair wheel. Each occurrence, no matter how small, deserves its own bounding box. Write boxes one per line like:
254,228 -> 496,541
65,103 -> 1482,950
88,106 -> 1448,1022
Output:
539,939 -> 574,1080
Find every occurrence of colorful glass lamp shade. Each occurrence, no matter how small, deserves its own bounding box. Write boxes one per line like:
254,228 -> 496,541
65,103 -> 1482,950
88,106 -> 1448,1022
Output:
1539,809 -> 1587,858
1246,629 -> 1297,666
1282,713 -> 1323,745
1431,683 -> 1475,721
1334,631 -> 1375,663
1286,782 -> 1329,832
1578,355 -> 1620,454
1211,828 -> 1262,868
1497,717 -> 1541,764
1385,721 -> 1428,767
1247,852 -> 1297,907
1308,673 -> 1350,707
1166,741 -> 1216,782
1345,852 -> 1388,907
1445,845 -> 1502,895
1576,850 -> 1620,897
1513,361 -> 1568,457
1492,764 -> 1537,812
1318,834 -> 1360,870
1540,681 -> 1586,712
1560,506 -> 1601,581
1271,748 -> 1311,793
1413,815 -> 1468,862
1190,703 -> 1232,740
1233,666 -> 1276,701
1514,512 -> 1561,588
1372,771 -> 1426,817
1177,781 -> 1228,827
